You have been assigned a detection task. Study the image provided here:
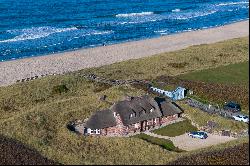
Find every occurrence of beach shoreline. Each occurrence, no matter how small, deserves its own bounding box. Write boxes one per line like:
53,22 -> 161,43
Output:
0,20 -> 249,87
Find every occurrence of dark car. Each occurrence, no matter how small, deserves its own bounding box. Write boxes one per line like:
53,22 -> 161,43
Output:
223,101 -> 241,112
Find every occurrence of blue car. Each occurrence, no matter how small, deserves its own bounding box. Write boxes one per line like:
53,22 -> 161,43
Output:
188,131 -> 208,139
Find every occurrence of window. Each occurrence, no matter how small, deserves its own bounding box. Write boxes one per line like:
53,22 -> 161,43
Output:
96,129 -> 100,134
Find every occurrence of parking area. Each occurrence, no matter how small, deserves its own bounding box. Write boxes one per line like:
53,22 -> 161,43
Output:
144,131 -> 236,151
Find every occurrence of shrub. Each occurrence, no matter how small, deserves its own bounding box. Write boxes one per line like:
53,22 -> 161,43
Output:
52,84 -> 69,95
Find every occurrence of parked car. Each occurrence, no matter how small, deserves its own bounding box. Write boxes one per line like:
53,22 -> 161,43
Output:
232,114 -> 249,123
223,101 -> 241,112
188,131 -> 208,139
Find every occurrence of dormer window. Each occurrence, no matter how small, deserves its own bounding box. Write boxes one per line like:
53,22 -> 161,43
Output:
130,112 -> 136,119
150,108 -> 154,113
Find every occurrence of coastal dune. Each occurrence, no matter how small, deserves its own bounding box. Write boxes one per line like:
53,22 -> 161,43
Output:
0,20 -> 249,87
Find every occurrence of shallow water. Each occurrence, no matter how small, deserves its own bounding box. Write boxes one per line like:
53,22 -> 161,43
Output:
0,0 -> 249,61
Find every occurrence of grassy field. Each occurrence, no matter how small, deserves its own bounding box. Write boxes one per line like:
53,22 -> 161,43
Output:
0,37 -> 248,164
132,133 -> 184,152
178,61 -> 249,86
152,120 -> 198,137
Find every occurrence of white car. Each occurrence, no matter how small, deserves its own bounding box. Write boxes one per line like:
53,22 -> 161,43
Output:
188,131 -> 208,139
232,114 -> 249,123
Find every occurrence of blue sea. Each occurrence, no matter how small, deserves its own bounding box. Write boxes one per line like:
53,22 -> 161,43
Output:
0,0 -> 249,61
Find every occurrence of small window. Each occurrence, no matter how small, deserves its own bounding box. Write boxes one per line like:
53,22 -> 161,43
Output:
96,129 -> 100,134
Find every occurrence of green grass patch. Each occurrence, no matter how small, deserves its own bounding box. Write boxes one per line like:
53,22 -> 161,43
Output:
132,133 -> 184,152
152,120 -> 198,137
178,61 -> 249,86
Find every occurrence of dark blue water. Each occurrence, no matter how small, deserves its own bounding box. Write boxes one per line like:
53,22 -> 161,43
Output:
0,0 -> 249,61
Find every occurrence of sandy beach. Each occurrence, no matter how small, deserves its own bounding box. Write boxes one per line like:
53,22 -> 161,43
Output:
0,20 -> 249,87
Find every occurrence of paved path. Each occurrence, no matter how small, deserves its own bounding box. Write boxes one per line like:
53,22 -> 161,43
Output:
144,131 -> 236,151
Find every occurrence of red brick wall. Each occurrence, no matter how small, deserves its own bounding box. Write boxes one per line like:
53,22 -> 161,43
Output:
160,114 -> 178,125
98,114 -> 179,136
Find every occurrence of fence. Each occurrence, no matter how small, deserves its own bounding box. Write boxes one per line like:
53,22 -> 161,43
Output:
185,98 -> 239,119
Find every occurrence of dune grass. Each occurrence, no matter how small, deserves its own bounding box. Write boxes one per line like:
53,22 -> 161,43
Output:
0,74 -> 180,165
0,37 -> 248,164
152,120 -> 198,137
178,61 -> 249,86
81,37 -> 249,80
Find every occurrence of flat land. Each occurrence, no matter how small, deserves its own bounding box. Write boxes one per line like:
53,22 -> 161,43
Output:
0,20 -> 248,86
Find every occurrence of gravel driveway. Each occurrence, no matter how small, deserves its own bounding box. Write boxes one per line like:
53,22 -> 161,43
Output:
144,131 -> 236,151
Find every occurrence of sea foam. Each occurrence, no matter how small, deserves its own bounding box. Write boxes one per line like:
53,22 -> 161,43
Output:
216,1 -> 249,6
116,12 -> 154,17
0,27 -> 78,43
173,10 -> 218,20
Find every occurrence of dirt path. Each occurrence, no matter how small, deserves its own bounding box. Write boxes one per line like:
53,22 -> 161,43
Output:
144,131 -> 236,151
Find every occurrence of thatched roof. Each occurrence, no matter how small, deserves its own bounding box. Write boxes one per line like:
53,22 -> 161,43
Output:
110,95 -> 162,125
85,96 -> 183,129
85,109 -> 117,129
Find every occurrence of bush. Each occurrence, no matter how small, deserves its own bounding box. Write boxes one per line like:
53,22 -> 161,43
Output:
52,84 -> 69,95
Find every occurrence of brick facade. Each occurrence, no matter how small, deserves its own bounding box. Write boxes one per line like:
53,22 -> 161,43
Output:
92,114 -> 179,136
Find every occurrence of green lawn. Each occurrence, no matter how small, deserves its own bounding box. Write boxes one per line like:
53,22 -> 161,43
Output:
132,133 -> 184,152
152,120 -> 198,137
178,61 -> 249,86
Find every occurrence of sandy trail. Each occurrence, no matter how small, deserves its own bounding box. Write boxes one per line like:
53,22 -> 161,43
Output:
0,20 -> 249,87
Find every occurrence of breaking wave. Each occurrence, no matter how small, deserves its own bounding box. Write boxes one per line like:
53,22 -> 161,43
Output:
215,1 -> 249,6
0,27 -> 78,43
172,8 -> 181,12
116,12 -> 154,17
172,10 -> 218,20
